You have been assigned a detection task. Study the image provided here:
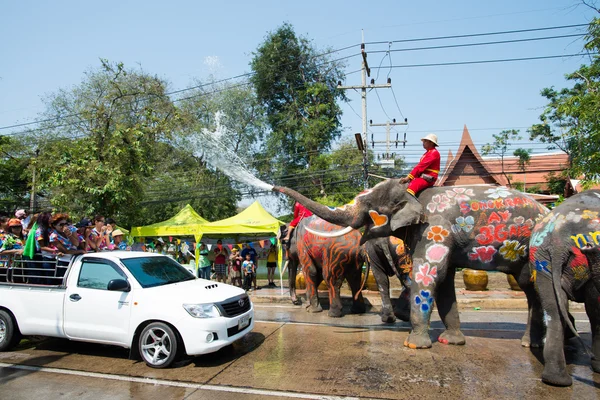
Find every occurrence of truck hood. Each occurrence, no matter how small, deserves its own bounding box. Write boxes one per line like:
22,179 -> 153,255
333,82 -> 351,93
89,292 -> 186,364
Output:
138,279 -> 247,304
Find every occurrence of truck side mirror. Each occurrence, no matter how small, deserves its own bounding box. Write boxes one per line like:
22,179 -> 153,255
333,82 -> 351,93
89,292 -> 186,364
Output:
107,279 -> 130,292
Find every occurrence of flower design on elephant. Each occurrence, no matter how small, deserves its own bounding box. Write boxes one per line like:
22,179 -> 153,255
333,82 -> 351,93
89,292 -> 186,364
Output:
583,210 -> 599,220
451,215 -> 475,233
425,244 -> 449,264
426,194 -> 452,213
369,210 -> 388,228
390,237 -> 406,255
427,225 -> 449,242
484,187 -> 511,199
415,263 -> 437,286
445,187 -> 475,204
499,240 -> 527,262
468,246 -> 497,263
565,211 -> 583,224
534,259 -> 551,274
414,290 -> 434,313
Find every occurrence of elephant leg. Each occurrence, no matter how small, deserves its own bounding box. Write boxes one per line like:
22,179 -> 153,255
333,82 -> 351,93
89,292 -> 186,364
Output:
287,259 -> 302,306
346,266 -> 366,315
302,258 -> 323,314
584,283 -> 600,374
323,267 -> 345,318
538,272 -> 572,386
436,268 -> 465,346
370,259 -> 395,323
405,262 -> 435,349
521,281 -> 544,348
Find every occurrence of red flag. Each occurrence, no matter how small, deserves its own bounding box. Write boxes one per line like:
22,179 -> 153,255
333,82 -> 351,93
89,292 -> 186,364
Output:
227,244 -> 233,250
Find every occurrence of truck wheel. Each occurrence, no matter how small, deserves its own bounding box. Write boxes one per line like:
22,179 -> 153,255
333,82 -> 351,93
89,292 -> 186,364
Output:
0,310 -> 21,351
139,322 -> 179,368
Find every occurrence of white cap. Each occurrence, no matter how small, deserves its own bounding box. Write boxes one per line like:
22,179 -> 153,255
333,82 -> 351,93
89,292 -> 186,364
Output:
421,134 -> 438,146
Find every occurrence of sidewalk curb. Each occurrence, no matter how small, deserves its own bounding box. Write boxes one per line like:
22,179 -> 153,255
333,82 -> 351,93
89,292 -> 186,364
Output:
249,289 -> 585,311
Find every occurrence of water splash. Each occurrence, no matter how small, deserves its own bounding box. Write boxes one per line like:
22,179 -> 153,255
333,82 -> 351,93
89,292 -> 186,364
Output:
189,112 -> 273,191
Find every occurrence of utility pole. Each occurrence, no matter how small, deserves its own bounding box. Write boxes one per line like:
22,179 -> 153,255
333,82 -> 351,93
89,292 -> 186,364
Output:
337,31 -> 391,189
29,149 -> 39,213
369,119 -> 408,169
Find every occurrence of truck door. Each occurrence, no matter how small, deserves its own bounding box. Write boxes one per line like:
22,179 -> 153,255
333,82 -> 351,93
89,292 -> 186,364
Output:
64,259 -> 132,344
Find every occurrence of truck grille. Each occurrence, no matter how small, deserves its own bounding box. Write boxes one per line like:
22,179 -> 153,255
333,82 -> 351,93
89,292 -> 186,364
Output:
218,295 -> 251,317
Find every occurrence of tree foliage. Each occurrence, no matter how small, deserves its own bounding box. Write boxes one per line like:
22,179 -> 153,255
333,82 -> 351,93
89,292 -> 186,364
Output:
530,16 -> 600,180
482,129 -> 521,188
250,23 -> 347,196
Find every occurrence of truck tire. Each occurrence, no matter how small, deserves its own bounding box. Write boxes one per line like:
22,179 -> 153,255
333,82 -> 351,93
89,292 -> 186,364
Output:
0,310 -> 21,351
139,322 -> 179,368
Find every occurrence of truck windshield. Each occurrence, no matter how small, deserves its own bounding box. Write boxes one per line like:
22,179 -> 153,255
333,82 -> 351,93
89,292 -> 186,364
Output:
121,256 -> 195,288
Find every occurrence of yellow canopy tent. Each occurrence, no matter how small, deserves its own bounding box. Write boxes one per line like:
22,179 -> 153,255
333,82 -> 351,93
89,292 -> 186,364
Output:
198,201 -> 285,290
129,203 -> 208,253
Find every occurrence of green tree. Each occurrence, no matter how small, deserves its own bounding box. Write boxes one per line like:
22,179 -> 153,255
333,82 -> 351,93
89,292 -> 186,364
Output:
250,23 -> 347,197
482,129 -> 521,188
0,136 -> 33,213
30,60 -> 181,226
530,15 -> 600,181
513,148 -> 532,191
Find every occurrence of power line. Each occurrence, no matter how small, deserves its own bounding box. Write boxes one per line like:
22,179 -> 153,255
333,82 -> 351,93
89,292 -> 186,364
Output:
373,53 -> 594,69
365,23 -> 589,45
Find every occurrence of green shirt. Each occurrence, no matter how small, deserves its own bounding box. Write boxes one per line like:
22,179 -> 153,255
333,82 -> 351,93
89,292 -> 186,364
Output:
198,249 -> 212,268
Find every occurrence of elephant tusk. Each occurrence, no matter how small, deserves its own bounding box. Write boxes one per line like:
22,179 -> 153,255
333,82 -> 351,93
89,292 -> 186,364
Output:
305,225 -> 355,238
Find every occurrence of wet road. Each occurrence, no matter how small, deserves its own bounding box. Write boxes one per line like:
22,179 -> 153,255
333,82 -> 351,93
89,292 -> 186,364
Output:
0,305 -> 597,399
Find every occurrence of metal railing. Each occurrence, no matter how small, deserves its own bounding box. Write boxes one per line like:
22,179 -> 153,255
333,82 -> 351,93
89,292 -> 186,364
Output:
0,255 -> 74,286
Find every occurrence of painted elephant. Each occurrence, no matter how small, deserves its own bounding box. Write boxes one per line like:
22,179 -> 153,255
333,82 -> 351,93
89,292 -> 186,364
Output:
287,215 -> 366,317
529,189 -> 600,386
364,237 -> 412,323
273,181 -> 549,348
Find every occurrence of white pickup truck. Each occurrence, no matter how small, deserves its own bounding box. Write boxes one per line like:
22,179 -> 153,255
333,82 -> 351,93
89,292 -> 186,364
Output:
0,251 -> 254,368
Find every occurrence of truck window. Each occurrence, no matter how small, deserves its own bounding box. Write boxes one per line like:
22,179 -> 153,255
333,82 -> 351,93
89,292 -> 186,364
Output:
78,261 -> 127,290
121,256 -> 194,288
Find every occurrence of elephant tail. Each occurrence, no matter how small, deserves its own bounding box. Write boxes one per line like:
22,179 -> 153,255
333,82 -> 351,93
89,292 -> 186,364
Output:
355,255 -> 370,300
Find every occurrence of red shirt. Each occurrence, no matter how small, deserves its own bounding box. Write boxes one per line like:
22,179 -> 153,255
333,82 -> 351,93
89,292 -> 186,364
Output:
408,148 -> 440,181
290,202 -> 313,227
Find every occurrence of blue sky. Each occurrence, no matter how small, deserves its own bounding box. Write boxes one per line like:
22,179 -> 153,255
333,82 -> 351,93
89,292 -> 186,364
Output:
1,1 -> 596,166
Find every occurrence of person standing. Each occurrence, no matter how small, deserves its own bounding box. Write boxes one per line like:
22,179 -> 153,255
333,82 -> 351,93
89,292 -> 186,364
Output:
241,253 -> 255,291
197,242 -> 212,280
229,247 -> 243,287
241,241 -> 259,290
266,243 -> 277,287
213,240 -> 229,283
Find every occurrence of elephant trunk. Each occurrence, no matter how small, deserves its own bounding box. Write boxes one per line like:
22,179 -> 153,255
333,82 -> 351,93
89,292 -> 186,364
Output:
273,186 -> 356,228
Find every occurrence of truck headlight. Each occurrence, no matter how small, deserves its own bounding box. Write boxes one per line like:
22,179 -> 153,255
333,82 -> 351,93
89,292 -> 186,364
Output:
183,304 -> 221,318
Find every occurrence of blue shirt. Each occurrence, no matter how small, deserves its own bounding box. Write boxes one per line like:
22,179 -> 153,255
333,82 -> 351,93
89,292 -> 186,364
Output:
241,247 -> 258,264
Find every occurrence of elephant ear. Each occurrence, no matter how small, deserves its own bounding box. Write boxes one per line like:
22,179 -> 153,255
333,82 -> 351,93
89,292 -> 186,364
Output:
390,201 -> 426,231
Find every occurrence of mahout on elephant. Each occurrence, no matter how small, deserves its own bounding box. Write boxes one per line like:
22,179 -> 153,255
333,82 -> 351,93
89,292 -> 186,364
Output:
284,215 -> 367,317
273,181 -> 549,348
529,189 -> 600,386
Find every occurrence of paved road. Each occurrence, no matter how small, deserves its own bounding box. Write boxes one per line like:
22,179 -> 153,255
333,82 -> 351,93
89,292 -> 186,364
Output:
0,305 -> 597,400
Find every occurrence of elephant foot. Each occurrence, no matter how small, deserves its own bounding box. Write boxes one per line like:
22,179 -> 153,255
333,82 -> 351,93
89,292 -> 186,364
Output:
328,308 -> 343,318
351,302 -> 366,314
520,334 -> 543,348
305,303 -> 323,313
438,330 -> 466,346
404,332 -> 432,349
381,309 -> 396,323
292,299 -> 302,306
591,357 -> 600,373
542,367 -> 573,387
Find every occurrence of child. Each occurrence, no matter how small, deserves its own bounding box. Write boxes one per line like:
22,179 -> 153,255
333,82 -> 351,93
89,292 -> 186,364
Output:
229,248 -> 243,287
242,253 -> 255,291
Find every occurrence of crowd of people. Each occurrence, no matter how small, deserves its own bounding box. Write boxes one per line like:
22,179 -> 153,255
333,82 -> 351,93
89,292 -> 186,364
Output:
0,209 -> 281,291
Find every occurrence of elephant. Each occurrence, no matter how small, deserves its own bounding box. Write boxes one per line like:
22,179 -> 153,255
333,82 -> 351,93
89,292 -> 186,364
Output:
273,181 -> 549,349
364,237 -> 412,323
286,215 -> 367,317
529,189 -> 600,386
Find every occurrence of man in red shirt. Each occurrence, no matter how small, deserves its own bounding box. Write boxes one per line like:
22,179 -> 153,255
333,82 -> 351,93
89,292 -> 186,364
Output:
399,134 -> 440,217
283,202 -> 313,243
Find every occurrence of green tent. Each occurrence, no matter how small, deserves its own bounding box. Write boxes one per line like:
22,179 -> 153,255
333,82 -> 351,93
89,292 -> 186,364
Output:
129,204 -> 208,240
